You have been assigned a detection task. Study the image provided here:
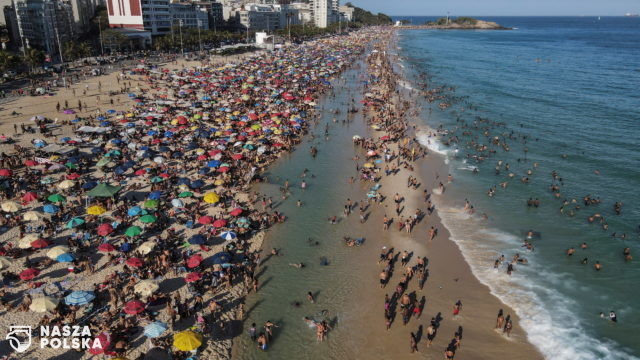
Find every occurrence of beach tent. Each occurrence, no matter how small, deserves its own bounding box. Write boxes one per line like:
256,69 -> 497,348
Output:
87,183 -> 122,197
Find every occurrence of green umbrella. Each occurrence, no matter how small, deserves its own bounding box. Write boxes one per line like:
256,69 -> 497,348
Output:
65,162 -> 78,169
139,215 -> 157,223
144,200 -> 159,209
125,226 -> 142,237
47,194 -> 66,203
87,183 -> 122,197
96,157 -> 112,167
66,217 -> 85,228
150,176 -> 164,183
178,191 -> 193,198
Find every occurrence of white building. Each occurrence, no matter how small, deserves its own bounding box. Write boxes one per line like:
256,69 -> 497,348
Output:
12,0 -> 76,56
310,0 -> 338,28
236,3 -> 278,31
107,0 -> 208,36
338,4 -> 352,22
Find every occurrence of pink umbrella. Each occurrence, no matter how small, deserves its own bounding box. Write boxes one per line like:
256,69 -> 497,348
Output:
22,192 -> 39,202
30,239 -> 50,249
185,272 -> 202,283
124,300 -> 145,314
126,257 -> 144,268
88,332 -> 110,355
212,219 -> 227,228
198,216 -> 213,225
97,223 -> 114,236
98,243 -> 116,252
229,208 -> 243,217
0,169 -> 13,177
20,268 -> 40,280
186,254 -> 203,268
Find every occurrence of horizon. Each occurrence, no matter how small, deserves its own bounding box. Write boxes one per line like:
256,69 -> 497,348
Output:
347,0 -> 639,17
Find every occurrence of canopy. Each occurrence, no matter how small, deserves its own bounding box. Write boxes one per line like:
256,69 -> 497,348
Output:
87,183 -> 122,197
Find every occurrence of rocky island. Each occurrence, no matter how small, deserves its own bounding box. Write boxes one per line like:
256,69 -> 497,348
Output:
397,16 -> 512,30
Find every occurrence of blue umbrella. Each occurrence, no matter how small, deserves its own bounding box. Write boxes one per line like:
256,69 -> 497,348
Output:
219,231 -> 237,241
110,139 -> 121,145
120,242 -> 132,252
56,253 -> 75,263
147,130 -> 158,136
106,109 -> 116,114
190,180 -> 204,189
172,152 -> 183,158
114,167 -> 126,175
100,121 -> 110,126
198,167 -> 210,175
128,206 -> 142,216
207,160 -> 221,168
43,204 -> 60,214
82,181 -> 97,189
144,321 -> 168,338
65,291 -> 95,306
123,160 -> 136,168
91,147 -> 103,154
188,234 -> 205,245
211,252 -> 232,265
97,116 -> 106,121
148,191 -> 162,200
176,178 -> 191,186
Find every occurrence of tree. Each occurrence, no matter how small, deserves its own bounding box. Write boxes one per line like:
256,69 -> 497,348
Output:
24,48 -> 45,73
0,50 -> 19,73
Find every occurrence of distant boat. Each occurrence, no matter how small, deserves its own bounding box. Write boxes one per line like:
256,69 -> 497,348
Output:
625,13 -> 639,17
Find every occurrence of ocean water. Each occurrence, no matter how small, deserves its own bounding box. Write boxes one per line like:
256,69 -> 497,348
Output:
395,16 -> 640,359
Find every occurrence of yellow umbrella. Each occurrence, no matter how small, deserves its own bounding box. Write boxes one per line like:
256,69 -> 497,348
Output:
203,193 -> 220,204
371,125 -> 381,130
0,256 -> 12,270
138,241 -> 156,255
29,296 -> 59,312
213,179 -> 224,186
57,180 -> 76,190
23,211 -> 42,221
173,330 -> 203,351
134,280 -> 159,297
87,205 -> 107,215
18,234 -> 40,249
46,245 -> 70,260
1,201 -> 21,213
363,163 -> 375,168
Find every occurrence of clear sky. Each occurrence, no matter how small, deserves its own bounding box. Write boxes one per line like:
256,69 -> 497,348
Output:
346,0 -> 639,16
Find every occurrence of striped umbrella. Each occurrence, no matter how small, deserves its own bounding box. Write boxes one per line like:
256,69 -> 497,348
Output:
65,291 -> 95,306
219,231 -> 237,241
143,321 -> 168,338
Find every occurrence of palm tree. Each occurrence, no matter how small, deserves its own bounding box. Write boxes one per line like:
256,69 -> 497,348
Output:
0,50 -> 17,74
24,48 -> 45,73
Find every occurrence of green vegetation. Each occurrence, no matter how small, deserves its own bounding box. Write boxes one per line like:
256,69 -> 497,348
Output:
152,29 -> 245,52
427,16 -> 478,26
345,3 -> 392,25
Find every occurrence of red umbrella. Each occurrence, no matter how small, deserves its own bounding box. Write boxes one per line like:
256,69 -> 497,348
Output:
231,154 -> 243,160
22,192 -> 39,202
97,223 -> 114,236
134,169 -> 147,176
30,239 -> 50,249
198,216 -> 213,225
98,243 -> 116,252
217,166 -> 230,173
208,150 -> 221,156
380,135 -> 390,141
186,254 -> 203,268
159,173 -> 170,178
229,208 -> 243,216
126,257 -> 144,268
124,300 -> 145,314
24,160 -> 38,167
197,154 -> 208,161
185,272 -> 202,283
20,268 -> 40,280
66,173 -> 81,180
88,332 -> 111,355
212,219 -> 227,228
0,169 -> 12,176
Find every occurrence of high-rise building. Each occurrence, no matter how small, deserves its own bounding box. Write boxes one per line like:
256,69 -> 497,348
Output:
107,0 -> 208,35
12,0 -> 75,56
310,0 -> 337,28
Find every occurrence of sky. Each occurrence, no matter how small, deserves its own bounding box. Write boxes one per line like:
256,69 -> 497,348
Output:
347,0 -> 639,16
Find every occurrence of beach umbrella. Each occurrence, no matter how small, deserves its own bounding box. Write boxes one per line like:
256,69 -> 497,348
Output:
0,256 -> 12,270
87,183 -> 122,197
178,191 -> 193,198
66,173 -> 81,180
138,241 -> 156,255
190,180 -> 204,189
148,191 -> 162,200
127,206 -> 143,216
56,253 -> 75,263
18,234 -> 40,248
186,254 -> 203,268
185,272 -> 202,283
57,180 -> 76,190
134,280 -> 159,297
219,231 -> 237,241
97,223 -> 114,236
139,215 -> 157,224
126,257 -> 144,268
144,348 -> 171,360
229,208 -> 243,216
197,216 -> 213,225
23,211 -> 42,221
24,160 -> 38,166
66,217 -> 85,228
47,194 -> 66,203
211,251 -> 232,265
203,192 -> 220,204
46,245 -> 70,259
65,291 -> 95,306
20,268 -> 40,280
212,219 -> 227,228
48,163 -> 65,171
65,162 -> 78,169
30,238 -> 50,249
171,199 -> 184,208
124,300 -> 145,314
173,331 -> 202,351
96,158 -> 111,167
98,243 -> 116,252
363,162 -> 375,168
1,201 -> 21,213
22,192 -> 39,202
144,321 -> 168,338
0,169 -> 13,177
29,296 -> 59,312
87,205 -> 106,215
88,332 -> 111,355
143,200 -> 159,209
135,169 -> 147,176
188,234 -> 205,245
125,226 -> 142,237
81,181 -> 97,189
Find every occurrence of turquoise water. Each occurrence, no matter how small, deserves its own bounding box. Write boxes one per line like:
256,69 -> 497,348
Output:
397,17 -> 640,359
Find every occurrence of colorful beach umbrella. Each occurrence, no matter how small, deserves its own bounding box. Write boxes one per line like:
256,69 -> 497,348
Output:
86,205 -> 106,215
124,300 -> 145,314
125,226 -> 142,237
20,268 -> 40,280
29,296 -> 59,312
219,231 -> 237,241
98,243 -> 116,252
65,291 -> 95,306
126,257 -> 144,268
144,321 -> 168,338
173,331 -> 202,351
